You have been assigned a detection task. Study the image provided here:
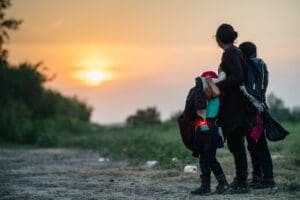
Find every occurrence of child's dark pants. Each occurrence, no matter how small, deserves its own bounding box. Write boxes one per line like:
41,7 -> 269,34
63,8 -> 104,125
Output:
196,130 -> 226,184
199,148 -> 226,183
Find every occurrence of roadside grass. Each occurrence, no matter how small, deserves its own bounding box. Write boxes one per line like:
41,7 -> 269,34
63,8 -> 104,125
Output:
53,122 -> 300,183
1,121 -> 298,166
0,122 -> 300,191
57,121 -> 300,195
56,122 -> 299,163
1,121 -> 299,195
58,122 -> 197,166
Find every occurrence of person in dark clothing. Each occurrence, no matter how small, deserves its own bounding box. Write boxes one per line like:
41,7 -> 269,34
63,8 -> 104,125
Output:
206,24 -> 257,194
190,71 -> 229,195
239,41 -> 276,189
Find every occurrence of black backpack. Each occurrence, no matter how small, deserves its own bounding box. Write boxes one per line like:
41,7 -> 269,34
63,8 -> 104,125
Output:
245,58 -> 268,102
262,110 -> 289,141
178,87 -> 198,153
177,79 -> 208,156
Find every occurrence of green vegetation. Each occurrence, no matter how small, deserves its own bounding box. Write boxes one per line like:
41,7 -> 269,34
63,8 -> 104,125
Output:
0,0 -> 94,146
0,61 -> 94,146
59,122 -> 194,166
54,121 -> 300,194
126,107 -> 161,127
268,93 -> 300,122
55,121 -> 299,165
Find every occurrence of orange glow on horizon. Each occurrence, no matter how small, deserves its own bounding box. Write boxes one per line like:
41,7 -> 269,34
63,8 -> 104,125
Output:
72,53 -> 117,86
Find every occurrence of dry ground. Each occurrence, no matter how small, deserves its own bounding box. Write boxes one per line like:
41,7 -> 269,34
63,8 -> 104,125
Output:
0,149 -> 297,200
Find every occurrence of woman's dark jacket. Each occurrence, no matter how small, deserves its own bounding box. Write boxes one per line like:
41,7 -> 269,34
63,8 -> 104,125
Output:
216,45 -> 257,136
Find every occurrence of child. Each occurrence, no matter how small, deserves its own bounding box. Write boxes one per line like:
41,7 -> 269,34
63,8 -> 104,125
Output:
239,41 -> 276,189
190,71 -> 229,195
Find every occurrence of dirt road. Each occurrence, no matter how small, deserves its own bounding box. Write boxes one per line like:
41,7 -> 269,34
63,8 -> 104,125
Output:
0,149 -> 296,199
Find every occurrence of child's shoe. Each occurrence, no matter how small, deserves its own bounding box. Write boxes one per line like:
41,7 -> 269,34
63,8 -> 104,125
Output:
190,183 -> 211,195
215,180 -> 230,194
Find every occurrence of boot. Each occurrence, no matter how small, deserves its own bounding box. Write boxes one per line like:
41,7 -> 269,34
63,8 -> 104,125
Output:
248,175 -> 262,188
190,180 -> 211,196
253,178 -> 277,190
215,180 -> 230,194
223,177 -> 249,194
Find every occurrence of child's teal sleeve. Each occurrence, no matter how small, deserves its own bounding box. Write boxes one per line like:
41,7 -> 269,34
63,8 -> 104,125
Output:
206,97 -> 220,118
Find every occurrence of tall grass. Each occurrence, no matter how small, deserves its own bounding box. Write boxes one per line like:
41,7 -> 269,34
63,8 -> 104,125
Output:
57,121 -> 300,169
59,122 -> 196,167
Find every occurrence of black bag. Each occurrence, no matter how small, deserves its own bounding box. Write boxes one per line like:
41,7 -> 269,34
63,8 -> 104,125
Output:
178,87 -> 197,152
262,110 -> 289,141
178,78 -> 208,154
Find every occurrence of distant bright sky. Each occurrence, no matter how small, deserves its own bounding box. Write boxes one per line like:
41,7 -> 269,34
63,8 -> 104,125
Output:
8,0 -> 300,124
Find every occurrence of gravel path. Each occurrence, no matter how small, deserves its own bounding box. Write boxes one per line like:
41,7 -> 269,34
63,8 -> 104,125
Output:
0,149 -> 296,199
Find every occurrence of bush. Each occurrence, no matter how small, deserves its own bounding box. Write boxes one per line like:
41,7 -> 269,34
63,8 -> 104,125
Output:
267,93 -> 298,121
126,107 -> 161,127
0,61 -> 93,145
36,132 -> 58,147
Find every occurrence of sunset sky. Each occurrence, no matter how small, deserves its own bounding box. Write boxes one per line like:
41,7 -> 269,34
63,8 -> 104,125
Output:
8,0 -> 300,124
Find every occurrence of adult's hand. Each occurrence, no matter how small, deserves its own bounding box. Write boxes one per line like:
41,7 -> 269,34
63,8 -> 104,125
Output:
205,76 -> 220,97
204,86 -> 213,98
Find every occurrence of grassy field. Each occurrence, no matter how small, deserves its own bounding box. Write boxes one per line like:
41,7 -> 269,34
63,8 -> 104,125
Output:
56,122 -> 299,163
1,121 -> 299,199
65,122 -> 300,190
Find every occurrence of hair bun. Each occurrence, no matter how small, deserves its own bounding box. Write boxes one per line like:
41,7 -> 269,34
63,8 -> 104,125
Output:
233,31 -> 238,39
216,24 -> 238,44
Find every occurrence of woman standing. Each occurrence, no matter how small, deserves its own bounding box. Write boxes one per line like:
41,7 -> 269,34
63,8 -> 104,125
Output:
211,24 -> 257,194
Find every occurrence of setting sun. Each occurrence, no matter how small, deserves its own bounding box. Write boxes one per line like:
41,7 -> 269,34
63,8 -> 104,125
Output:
82,70 -> 105,86
72,53 -> 116,86
72,69 -> 115,86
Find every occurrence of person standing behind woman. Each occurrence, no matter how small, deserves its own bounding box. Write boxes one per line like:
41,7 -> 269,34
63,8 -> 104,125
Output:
239,41 -> 277,189
207,24 -> 257,194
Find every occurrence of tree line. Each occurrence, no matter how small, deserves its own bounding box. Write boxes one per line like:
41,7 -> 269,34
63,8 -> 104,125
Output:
0,0 -> 93,146
0,61 -> 93,145
125,94 -> 300,127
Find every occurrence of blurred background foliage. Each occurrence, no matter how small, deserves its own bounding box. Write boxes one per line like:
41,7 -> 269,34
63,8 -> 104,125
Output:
0,61 -> 94,146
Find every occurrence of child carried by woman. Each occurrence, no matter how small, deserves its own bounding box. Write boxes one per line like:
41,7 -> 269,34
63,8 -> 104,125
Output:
190,71 -> 229,195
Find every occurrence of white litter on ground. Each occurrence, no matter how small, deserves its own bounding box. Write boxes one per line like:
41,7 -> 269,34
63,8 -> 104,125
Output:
271,154 -> 283,160
144,160 -> 158,168
183,165 -> 197,173
98,157 -> 110,162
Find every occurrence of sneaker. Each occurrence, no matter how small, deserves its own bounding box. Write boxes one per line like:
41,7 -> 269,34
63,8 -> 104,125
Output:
215,180 -> 230,194
248,176 -> 262,188
190,185 -> 211,196
223,178 -> 249,194
253,179 -> 277,190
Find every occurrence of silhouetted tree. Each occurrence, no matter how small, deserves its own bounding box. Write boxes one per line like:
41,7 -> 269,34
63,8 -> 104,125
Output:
167,111 -> 182,122
126,107 -> 161,126
267,93 -> 294,121
291,107 -> 300,122
0,1 -> 94,145
0,0 -> 22,61
0,62 -> 93,143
